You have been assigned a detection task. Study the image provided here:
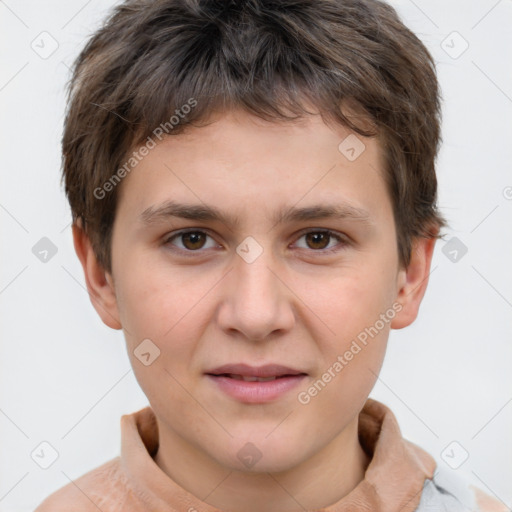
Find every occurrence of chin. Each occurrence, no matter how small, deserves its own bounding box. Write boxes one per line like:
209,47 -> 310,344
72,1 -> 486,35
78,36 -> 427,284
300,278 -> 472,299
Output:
215,432 -> 310,474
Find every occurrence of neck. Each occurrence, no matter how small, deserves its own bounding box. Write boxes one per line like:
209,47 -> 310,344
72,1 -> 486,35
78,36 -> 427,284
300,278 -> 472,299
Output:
154,417 -> 370,512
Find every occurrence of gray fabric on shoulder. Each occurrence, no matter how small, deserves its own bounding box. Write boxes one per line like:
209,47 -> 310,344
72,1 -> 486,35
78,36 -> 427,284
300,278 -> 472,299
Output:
416,467 -> 477,511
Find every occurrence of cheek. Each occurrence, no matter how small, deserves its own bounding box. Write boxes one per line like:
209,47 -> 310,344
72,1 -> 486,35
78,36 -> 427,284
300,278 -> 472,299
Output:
117,268 -> 207,411
114,262 -> 222,394
295,264 -> 395,404
115,260 -> 215,342
299,316 -> 389,428
296,266 -> 396,348
302,262 -> 396,412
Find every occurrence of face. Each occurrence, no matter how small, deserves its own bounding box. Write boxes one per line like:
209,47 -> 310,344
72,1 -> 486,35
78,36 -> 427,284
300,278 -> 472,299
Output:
84,109 -> 427,473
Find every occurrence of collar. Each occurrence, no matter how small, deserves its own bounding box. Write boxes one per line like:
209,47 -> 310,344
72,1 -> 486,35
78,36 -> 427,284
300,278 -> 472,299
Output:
119,398 -> 435,511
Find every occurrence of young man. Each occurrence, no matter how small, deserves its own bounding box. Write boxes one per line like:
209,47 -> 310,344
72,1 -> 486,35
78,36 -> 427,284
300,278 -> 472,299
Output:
35,0 -> 506,510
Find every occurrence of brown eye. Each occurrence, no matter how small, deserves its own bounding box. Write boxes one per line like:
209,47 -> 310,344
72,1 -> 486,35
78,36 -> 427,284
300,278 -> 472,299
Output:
305,232 -> 331,250
181,232 -> 207,250
165,230 -> 218,252
294,230 -> 347,253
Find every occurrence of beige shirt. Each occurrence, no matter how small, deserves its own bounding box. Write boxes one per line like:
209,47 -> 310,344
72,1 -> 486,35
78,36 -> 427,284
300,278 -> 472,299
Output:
35,398 -> 507,511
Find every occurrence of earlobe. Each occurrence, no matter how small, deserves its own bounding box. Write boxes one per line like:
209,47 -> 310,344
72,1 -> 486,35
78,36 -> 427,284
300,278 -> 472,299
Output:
391,236 -> 437,330
72,222 -> 122,330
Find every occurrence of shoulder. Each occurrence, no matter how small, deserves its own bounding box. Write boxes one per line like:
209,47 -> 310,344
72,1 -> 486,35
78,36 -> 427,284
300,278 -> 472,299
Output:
416,466 -> 508,512
471,485 -> 510,512
34,457 -> 130,512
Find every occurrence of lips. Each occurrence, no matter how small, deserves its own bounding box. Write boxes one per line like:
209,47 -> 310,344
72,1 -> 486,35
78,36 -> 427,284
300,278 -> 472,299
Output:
205,364 -> 308,403
206,363 -> 306,379
225,374 -> 281,382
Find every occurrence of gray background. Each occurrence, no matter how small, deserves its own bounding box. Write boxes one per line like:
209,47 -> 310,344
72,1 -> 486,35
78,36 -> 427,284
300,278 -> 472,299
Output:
1,0 -> 511,510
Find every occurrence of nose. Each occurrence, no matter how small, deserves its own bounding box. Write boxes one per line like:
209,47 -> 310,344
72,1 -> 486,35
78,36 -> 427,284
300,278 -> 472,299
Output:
216,248 -> 296,341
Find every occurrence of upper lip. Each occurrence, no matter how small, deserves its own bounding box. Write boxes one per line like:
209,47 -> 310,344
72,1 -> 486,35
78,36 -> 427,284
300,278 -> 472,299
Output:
206,363 -> 307,378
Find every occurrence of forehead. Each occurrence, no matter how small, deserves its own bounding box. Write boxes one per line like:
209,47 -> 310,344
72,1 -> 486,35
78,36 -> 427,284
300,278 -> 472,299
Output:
116,110 -> 391,226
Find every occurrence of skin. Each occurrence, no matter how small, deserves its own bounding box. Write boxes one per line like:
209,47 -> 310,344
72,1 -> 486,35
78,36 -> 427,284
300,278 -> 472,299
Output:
74,109 -> 436,512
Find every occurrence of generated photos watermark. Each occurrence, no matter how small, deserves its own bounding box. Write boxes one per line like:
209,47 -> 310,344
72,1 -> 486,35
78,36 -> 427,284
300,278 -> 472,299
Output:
93,97 -> 198,200
297,302 -> 402,405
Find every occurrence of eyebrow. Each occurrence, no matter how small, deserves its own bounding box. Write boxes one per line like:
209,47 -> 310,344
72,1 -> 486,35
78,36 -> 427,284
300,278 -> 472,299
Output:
139,200 -> 373,228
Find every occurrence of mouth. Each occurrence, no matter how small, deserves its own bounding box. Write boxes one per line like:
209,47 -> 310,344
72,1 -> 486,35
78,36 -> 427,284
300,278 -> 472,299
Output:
205,364 -> 308,403
215,374 -> 291,382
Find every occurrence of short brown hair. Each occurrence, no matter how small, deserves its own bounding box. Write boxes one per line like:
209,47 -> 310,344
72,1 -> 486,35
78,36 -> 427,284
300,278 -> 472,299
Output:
62,0 -> 446,272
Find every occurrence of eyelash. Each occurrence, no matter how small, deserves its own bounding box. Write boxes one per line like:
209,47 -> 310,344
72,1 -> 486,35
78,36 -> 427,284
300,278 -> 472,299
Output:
163,228 -> 349,257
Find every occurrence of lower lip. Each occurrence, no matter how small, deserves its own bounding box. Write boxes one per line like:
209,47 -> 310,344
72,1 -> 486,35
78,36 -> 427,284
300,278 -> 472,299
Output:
206,375 -> 307,403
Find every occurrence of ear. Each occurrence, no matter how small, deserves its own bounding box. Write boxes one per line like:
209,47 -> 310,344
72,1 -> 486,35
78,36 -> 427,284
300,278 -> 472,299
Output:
391,235 -> 437,329
72,221 -> 122,330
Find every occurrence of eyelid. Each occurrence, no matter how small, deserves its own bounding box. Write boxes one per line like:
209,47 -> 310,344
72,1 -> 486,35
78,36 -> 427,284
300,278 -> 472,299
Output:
164,228 -> 220,248
290,228 -> 350,253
